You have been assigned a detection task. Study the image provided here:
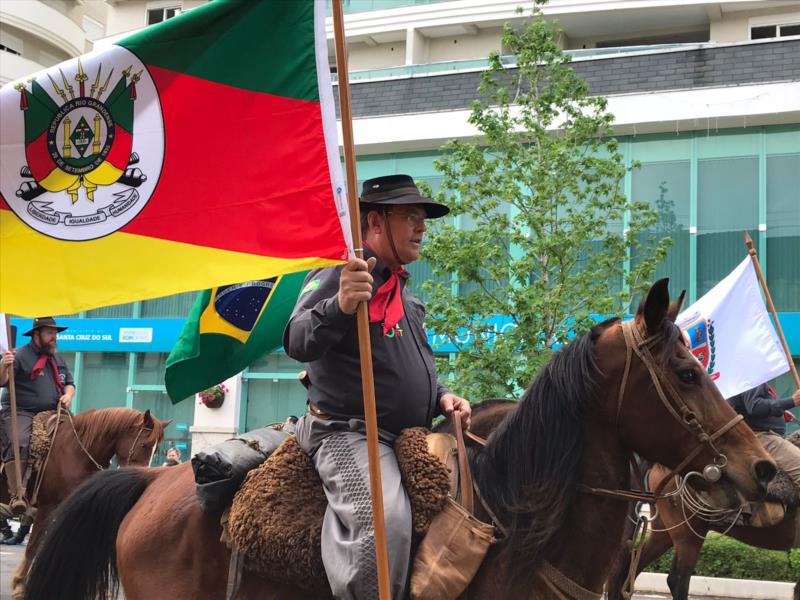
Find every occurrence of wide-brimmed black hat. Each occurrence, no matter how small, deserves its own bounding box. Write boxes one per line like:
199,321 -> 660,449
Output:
360,175 -> 449,219
23,317 -> 68,337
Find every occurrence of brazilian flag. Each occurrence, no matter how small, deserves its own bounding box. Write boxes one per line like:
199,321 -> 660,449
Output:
165,271 -> 308,403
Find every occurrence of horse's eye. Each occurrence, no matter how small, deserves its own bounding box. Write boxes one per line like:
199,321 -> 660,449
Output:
678,369 -> 698,384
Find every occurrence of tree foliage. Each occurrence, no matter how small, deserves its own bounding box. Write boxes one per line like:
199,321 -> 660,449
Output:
421,1 -> 671,400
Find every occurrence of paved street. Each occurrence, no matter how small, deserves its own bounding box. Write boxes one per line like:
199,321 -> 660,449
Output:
0,541 -> 23,600
0,533 -> 737,600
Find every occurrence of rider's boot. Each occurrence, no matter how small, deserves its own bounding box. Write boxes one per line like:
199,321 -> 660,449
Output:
0,518 -> 13,542
1,520 -> 31,545
749,502 -> 785,527
4,461 -> 29,516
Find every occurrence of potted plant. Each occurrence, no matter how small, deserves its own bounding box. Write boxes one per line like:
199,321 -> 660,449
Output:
198,383 -> 227,409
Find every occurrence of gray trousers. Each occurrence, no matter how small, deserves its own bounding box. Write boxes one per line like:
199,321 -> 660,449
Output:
295,414 -> 412,600
757,431 -> 800,492
0,408 -> 34,464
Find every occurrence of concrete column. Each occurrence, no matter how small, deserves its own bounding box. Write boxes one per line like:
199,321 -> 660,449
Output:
406,27 -> 428,66
189,373 -> 242,456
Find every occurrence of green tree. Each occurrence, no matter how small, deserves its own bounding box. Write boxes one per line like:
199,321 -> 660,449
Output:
421,1 -> 671,400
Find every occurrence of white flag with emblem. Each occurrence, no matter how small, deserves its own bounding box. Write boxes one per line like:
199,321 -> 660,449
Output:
0,313 -> 8,353
676,257 -> 790,399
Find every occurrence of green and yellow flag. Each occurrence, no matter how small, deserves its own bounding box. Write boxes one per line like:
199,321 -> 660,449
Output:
165,272 -> 307,403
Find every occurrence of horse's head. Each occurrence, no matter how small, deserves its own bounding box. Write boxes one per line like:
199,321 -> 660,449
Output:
115,409 -> 171,467
595,278 -> 776,503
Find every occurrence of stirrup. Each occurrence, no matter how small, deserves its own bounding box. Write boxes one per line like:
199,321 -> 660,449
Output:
9,495 -> 28,517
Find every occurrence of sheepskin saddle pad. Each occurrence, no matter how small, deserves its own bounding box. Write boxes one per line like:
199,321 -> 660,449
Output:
226,427 -> 453,594
29,410 -> 59,467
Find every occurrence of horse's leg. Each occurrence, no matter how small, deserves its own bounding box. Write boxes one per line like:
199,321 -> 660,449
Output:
10,509 -> 49,600
665,525 -> 704,600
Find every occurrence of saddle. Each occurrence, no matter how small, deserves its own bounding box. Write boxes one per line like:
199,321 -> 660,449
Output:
225,428 -> 454,595
736,429 -> 800,528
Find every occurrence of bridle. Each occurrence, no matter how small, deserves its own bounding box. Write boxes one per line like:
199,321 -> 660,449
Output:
29,408 -> 157,508
579,319 -> 743,503
65,408 -> 156,470
121,423 -> 155,466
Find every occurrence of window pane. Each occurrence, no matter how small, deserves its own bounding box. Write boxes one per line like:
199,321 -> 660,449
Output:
245,379 -> 307,430
81,352 -> 128,409
141,292 -> 197,318
631,160 -> 691,297
147,9 -> 164,25
751,25 -> 776,39
697,157 -> 758,297
248,352 -> 302,374
135,352 -> 168,385
87,303 -> 133,318
766,154 -> 800,311
780,24 -> 800,37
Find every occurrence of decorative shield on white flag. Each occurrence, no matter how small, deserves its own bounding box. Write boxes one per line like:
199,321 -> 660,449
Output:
676,257 -> 790,399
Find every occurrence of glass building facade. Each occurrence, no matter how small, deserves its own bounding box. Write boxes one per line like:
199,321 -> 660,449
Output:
48,124 -> 800,449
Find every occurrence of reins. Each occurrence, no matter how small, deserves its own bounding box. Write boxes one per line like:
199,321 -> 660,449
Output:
580,320 -> 743,504
28,407 -> 154,508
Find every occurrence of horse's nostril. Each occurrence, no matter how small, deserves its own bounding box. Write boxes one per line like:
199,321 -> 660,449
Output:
752,459 -> 777,490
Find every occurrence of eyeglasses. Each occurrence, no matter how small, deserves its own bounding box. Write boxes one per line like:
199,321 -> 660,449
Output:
387,211 -> 426,227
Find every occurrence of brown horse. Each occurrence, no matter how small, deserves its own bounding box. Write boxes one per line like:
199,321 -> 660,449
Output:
2,407 -> 169,600
606,460 -> 800,600
26,280 -> 778,600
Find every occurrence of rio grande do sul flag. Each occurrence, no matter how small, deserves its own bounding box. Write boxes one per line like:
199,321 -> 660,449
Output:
676,257 -> 790,399
0,0 -> 351,317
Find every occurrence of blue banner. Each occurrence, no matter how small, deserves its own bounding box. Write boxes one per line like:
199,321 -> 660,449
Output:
10,318 -> 185,352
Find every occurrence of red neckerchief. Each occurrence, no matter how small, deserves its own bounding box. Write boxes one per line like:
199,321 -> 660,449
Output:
367,259 -> 408,336
30,344 -> 64,394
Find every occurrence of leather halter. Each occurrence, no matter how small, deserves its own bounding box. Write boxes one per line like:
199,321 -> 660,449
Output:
579,319 -> 743,503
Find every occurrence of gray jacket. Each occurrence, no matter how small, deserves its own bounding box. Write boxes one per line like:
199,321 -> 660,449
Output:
727,383 -> 794,435
283,252 -> 449,434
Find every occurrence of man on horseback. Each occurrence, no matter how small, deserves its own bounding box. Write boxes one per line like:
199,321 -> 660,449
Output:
0,317 -> 74,514
728,383 -> 800,492
284,174 -> 471,599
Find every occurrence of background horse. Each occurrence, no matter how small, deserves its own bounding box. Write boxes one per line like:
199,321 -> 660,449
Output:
606,460 -> 800,600
26,280 -> 777,600
1,407 -> 169,600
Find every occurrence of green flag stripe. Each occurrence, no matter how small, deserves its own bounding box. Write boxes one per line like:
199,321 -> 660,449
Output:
117,0 -> 319,102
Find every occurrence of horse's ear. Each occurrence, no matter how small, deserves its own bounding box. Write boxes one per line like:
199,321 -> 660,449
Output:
160,419 -> 173,429
143,409 -> 153,427
641,278 -> 670,335
666,289 -> 686,322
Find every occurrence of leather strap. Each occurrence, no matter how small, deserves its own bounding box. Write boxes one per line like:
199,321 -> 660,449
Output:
453,410 -> 474,515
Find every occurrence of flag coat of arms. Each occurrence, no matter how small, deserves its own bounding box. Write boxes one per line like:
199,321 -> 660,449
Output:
676,257 -> 790,399
0,0 -> 350,317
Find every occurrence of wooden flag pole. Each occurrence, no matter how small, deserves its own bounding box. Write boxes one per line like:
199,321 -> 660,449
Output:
3,316 -> 24,508
331,2 -> 392,599
744,231 -> 800,388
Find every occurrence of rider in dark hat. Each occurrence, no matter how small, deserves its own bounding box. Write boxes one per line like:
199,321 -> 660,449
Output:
284,174 -> 469,599
1,317 -> 74,514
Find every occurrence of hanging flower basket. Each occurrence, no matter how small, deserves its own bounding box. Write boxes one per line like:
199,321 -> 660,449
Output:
198,383 -> 227,409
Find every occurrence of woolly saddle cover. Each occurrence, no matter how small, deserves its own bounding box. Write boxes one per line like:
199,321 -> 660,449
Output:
226,427 -> 451,594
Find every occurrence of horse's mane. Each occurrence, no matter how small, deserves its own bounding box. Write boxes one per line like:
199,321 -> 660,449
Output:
474,314 -> 683,574
71,407 -> 143,448
474,319 -> 614,573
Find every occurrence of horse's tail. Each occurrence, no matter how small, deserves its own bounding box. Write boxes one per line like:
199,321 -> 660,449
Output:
26,467 -> 159,600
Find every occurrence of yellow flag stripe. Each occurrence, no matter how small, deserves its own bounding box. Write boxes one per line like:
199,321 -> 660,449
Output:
0,211 -> 340,317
